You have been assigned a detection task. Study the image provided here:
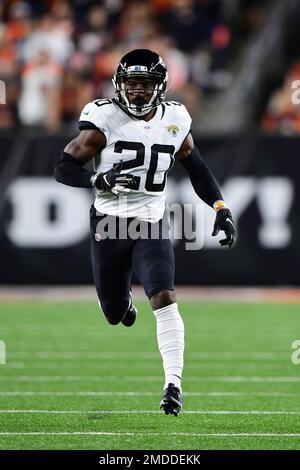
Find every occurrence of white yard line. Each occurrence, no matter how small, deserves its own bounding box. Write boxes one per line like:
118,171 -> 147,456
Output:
0,391 -> 298,397
0,409 -> 299,415
2,363 -> 289,371
6,351 -> 289,360
1,375 -> 299,382
2,363 -> 25,368
0,432 -> 300,437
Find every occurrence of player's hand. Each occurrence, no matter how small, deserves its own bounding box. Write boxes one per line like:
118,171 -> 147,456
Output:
94,162 -> 134,196
212,208 -> 237,247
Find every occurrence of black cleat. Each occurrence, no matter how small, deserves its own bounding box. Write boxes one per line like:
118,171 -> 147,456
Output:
160,383 -> 182,416
121,303 -> 137,327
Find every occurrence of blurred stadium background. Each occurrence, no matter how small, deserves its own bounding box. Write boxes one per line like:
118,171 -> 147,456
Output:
0,0 -> 300,451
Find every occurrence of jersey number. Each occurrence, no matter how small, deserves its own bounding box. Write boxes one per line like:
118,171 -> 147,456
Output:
94,99 -> 112,107
114,141 -> 175,192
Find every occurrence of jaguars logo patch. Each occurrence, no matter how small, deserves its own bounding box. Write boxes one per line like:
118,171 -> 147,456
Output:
167,125 -> 179,137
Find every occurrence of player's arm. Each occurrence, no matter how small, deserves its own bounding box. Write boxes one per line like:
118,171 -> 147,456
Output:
54,129 -> 133,193
176,134 -> 237,247
55,129 -> 105,188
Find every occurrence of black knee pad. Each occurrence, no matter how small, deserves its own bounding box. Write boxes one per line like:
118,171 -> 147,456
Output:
100,299 -> 129,325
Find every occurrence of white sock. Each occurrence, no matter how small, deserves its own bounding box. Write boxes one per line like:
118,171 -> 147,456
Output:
153,302 -> 184,392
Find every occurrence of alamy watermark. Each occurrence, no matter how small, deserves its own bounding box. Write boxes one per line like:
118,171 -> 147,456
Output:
291,80 -> 300,105
0,340 -> 6,365
0,80 -> 6,104
95,202 -> 205,250
291,339 -> 300,365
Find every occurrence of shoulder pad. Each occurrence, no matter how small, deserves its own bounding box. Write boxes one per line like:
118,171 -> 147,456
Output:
79,99 -> 114,132
164,100 -> 192,120
165,101 -> 184,107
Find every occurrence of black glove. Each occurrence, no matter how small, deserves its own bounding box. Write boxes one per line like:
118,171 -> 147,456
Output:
93,162 -> 134,196
212,208 -> 237,247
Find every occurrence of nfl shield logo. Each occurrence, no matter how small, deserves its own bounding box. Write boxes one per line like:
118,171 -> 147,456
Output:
95,233 -> 101,242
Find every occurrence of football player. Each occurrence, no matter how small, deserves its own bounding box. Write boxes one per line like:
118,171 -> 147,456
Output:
55,49 -> 237,416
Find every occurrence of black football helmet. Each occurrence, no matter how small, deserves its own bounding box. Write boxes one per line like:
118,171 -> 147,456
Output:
112,49 -> 168,117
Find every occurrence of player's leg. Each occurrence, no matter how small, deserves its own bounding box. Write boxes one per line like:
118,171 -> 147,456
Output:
90,207 -> 134,326
133,225 -> 184,415
150,289 -> 184,416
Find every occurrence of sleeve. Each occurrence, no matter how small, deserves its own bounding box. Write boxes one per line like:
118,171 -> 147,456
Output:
180,146 -> 223,208
78,101 -> 109,140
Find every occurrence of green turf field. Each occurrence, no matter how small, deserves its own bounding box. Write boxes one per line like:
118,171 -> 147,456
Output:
0,300 -> 299,450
